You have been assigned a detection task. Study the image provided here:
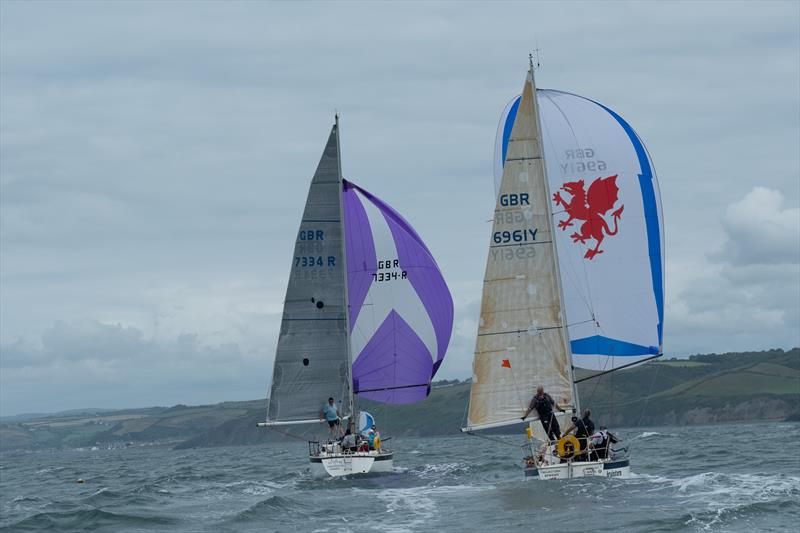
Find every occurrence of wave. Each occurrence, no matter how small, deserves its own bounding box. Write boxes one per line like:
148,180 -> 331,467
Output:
227,495 -> 310,523
2,508 -> 179,532
683,499 -> 800,530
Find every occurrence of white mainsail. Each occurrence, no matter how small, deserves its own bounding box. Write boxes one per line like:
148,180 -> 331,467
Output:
464,68 -> 575,432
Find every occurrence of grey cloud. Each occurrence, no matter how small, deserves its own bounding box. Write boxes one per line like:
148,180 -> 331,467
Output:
713,187 -> 800,266
1,1 -> 798,414
0,319 -> 262,415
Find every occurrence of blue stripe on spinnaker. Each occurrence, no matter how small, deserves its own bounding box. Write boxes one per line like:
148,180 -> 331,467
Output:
572,97 -> 663,349
571,336 -> 659,356
501,96 -> 521,168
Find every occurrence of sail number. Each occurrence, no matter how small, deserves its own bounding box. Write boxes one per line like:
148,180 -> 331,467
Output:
499,193 -> 529,207
298,230 -> 324,241
493,229 -> 538,244
295,256 -> 336,267
372,259 -> 407,282
560,147 -> 607,175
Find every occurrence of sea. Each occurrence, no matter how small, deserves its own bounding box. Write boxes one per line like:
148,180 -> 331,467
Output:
1,421 -> 798,532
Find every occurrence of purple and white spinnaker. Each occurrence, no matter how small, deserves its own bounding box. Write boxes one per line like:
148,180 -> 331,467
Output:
343,180 -> 453,404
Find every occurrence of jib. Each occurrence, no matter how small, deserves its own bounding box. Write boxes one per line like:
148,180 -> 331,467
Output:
299,230 -> 324,240
500,193 -> 529,206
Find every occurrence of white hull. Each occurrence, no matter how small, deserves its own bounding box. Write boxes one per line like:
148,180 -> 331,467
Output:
310,450 -> 394,477
525,458 -> 630,480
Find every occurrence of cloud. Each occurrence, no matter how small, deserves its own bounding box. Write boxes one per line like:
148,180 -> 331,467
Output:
667,187 -> 800,355
714,187 -> 800,266
1,1 -> 798,413
0,319 -> 266,416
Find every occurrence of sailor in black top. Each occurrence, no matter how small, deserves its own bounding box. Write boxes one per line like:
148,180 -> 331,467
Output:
521,385 -> 568,441
563,415 -> 590,461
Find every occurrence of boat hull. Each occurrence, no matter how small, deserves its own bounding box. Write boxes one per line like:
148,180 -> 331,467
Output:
524,458 -> 630,480
310,451 -> 394,477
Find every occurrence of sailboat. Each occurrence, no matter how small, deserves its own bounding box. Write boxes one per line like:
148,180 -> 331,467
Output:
462,58 -> 664,480
259,116 -> 454,478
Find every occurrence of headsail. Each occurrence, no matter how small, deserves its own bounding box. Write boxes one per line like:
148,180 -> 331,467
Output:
343,181 -> 454,404
266,123 -> 353,423
493,91 -> 664,372
465,71 -> 575,432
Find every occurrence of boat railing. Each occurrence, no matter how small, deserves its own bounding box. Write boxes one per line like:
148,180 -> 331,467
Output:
308,437 -> 392,457
522,437 -> 629,467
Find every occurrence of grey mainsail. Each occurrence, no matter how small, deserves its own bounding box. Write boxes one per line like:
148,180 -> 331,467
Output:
266,122 -> 353,424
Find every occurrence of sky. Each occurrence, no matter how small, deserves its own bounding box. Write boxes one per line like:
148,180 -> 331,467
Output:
1,1 -> 798,416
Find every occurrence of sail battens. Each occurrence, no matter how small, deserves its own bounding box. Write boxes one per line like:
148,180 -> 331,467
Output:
281,317 -> 345,321
466,71 -> 575,430
488,241 -> 552,249
267,124 -> 352,424
477,325 -> 563,337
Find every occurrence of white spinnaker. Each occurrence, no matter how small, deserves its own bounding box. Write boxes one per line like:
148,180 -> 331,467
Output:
349,188 -> 439,366
466,72 -> 574,431
538,90 -> 663,371
494,90 -> 664,372
493,95 -> 522,198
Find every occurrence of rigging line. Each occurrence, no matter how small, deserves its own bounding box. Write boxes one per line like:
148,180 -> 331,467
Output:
464,431 -> 520,449
635,359 -> 662,429
356,382 -> 429,393
266,425 -> 311,442
460,380 -> 471,429
582,353 -> 611,411
506,358 -> 528,414
574,354 -> 662,384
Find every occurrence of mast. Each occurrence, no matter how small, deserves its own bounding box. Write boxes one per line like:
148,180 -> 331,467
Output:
335,112 -> 355,421
528,54 -> 581,415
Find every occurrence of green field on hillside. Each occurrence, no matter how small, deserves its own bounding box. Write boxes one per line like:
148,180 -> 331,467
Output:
1,349 -> 797,451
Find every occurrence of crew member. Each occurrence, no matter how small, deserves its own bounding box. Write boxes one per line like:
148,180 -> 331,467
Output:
582,409 -> 595,436
341,422 -> 357,452
319,397 -> 341,439
563,415 -> 590,461
367,425 -> 380,449
521,385 -> 567,441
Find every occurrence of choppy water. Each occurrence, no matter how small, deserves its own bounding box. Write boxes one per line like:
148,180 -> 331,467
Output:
1,422 -> 798,532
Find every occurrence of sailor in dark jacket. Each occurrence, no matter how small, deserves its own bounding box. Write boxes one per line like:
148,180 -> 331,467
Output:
563,415 -> 590,460
521,385 -> 568,441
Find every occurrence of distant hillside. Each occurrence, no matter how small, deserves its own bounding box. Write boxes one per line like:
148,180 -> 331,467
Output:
1,348 -> 797,451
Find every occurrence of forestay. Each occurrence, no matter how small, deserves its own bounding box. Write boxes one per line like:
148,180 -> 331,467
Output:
343,181 -> 454,404
466,72 -> 575,432
267,124 -> 352,423
494,90 -> 664,372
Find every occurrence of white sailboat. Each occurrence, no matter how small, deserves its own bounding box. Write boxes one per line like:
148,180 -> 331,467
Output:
462,57 -> 664,480
259,116 -> 454,478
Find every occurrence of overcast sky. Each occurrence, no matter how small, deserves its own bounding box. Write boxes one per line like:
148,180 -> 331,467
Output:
1,1 -> 798,416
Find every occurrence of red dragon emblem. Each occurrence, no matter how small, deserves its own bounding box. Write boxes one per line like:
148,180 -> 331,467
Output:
552,175 -> 624,260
